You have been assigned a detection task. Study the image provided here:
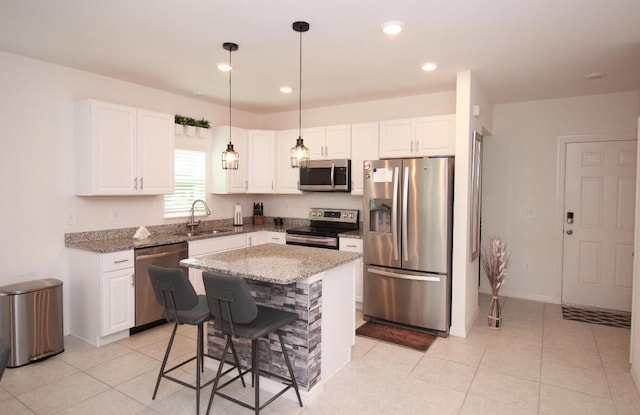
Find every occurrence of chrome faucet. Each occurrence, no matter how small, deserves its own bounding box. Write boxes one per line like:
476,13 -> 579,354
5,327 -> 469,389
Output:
186,199 -> 211,235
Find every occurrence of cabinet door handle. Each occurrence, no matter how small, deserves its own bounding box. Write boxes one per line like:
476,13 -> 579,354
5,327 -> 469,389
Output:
140,177 -> 143,190
133,178 -> 138,190
130,274 -> 135,287
345,244 -> 358,248
114,259 -> 130,264
410,141 -> 414,152
415,140 -> 419,151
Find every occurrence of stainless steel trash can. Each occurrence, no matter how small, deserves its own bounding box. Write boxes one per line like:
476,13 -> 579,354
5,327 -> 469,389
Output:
0,278 -> 64,368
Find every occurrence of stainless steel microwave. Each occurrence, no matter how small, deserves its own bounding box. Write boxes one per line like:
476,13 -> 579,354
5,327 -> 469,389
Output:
299,159 -> 351,192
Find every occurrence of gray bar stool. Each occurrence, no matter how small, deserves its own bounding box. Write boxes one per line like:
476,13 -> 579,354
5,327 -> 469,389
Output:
148,265 -> 244,415
202,272 -> 303,415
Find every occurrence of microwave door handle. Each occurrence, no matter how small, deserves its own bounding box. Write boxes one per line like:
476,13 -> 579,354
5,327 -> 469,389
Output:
392,166 -> 400,261
331,163 -> 335,188
402,165 -> 409,261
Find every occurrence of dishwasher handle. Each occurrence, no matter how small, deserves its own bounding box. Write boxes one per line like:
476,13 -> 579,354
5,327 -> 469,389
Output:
136,249 -> 188,261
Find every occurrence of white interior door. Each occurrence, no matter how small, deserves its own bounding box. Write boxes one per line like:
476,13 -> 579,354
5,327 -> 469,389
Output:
562,140 -> 637,311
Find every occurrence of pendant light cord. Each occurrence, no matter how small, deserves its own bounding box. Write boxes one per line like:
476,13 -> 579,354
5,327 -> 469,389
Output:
228,47 -> 232,145
298,29 -> 302,138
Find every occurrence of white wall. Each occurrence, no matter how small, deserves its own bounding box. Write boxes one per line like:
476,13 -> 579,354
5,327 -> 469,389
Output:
632,117 -> 640,392
258,91 -> 456,129
0,51 -> 261,333
480,91 -> 640,302
449,71 -> 494,337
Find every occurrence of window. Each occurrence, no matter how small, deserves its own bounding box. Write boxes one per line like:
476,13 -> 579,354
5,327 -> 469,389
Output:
164,148 -> 206,218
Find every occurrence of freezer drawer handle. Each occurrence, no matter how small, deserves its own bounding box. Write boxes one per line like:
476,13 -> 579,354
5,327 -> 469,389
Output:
367,267 -> 441,282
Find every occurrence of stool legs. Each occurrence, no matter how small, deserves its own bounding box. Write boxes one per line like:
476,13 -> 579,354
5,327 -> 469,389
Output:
153,322 -> 178,400
153,322 -> 212,415
207,332 -> 303,415
278,332 -> 303,407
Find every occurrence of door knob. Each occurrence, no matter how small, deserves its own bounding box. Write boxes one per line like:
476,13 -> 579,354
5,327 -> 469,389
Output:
566,229 -> 573,235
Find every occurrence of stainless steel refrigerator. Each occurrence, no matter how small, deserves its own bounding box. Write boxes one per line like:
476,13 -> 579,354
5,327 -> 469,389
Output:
363,157 -> 454,334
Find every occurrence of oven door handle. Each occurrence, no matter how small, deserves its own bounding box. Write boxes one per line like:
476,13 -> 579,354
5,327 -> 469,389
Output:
286,234 -> 337,246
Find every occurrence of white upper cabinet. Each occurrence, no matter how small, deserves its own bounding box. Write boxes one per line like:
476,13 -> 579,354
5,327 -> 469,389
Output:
136,110 -> 176,194
324,124 -> 351,159
415,115 -> 455,156
350,122 -> 379,195
212,127 -> 275,194
302,127 -> 326,160
247,130 -> 275,193
211,126 -> 248,194
304,125 -> 351,160
379,115 -> 454,158
75,99 -> 174,195
276,129 -> 303,194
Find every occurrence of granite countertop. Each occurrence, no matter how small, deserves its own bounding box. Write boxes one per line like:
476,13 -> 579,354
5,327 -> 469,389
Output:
65,218 -> 363,253
181,243 -> 360,284
65,223 -> 294,253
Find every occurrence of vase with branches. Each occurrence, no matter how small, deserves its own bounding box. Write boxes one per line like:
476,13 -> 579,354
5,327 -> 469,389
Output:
481,236 -> 510,328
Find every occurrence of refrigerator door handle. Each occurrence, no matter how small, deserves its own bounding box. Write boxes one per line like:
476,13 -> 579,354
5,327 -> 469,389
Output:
392,166 -> 400,261
402,166 -> 409,261
367,267 -> 442,282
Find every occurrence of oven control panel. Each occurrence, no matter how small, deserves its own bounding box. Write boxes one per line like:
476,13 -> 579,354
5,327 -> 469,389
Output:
308,208 -> 359,224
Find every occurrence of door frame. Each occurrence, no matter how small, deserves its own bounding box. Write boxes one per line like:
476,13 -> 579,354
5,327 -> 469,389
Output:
554,132 -> 637,304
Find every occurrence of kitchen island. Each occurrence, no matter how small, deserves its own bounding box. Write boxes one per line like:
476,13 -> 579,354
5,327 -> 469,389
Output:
181,243 -> 361,393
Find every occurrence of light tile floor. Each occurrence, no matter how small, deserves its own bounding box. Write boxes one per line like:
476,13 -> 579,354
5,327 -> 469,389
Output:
1,294 -> 640,414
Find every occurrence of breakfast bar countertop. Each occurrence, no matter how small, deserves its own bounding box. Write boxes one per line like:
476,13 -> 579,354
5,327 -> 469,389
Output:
180,243 -> 361,284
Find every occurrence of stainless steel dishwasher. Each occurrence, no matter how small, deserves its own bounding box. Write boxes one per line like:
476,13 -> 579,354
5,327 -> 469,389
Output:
133,242 -> 189,333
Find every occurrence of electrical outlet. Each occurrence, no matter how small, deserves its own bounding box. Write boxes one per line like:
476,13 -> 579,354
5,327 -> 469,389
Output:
65,212 -> 76,225
111,208 -> 120,222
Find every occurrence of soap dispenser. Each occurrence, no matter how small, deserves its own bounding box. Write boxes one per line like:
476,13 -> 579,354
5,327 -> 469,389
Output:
233,203 -> 243,226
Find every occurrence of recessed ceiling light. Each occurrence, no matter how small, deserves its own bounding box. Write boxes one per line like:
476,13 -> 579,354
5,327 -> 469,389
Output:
382,21 -> 402,35
280,86 -> 292,94
218,63 -> 232,71
585,72 -> 606,80
422,63 -> 438,71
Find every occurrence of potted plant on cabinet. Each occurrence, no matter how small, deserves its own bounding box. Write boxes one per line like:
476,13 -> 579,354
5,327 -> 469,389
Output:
174,114 -> 187,135
195,118 -> 211,138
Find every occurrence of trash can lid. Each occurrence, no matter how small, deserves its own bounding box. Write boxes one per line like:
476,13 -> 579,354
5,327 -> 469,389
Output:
0,278 -> 63,295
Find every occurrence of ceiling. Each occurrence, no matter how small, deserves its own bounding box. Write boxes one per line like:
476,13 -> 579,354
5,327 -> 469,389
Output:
1,0 -> 639,114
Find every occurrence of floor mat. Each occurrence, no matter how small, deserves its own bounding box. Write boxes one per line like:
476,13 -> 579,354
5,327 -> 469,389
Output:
355,321 -> 437,352
562,305 -> 631,329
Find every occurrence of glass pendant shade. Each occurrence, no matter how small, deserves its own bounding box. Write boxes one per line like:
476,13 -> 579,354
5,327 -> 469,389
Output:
221,42 -> 239,170
222,142 -> 239,170
290,21 -> 310,168
290,137 -> 309,168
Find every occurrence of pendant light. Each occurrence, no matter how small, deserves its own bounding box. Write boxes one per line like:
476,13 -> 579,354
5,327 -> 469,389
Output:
290,21 -> 310,168
221,42 -> 240,170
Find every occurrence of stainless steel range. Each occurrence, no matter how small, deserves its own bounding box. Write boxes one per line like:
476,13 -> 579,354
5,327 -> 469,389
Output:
286,208 -> 359,249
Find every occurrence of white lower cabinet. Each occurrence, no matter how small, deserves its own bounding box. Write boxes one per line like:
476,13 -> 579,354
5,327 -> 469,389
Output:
188,234 -> 247,294
246,231 -> 266,247
69,249 -> 135,347
339,237 -> 363,307
264,231 -> 286,244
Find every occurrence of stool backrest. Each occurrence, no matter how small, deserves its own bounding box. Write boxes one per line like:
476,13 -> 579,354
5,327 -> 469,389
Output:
148,265 -> 198,323
202,272 -> 258,335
